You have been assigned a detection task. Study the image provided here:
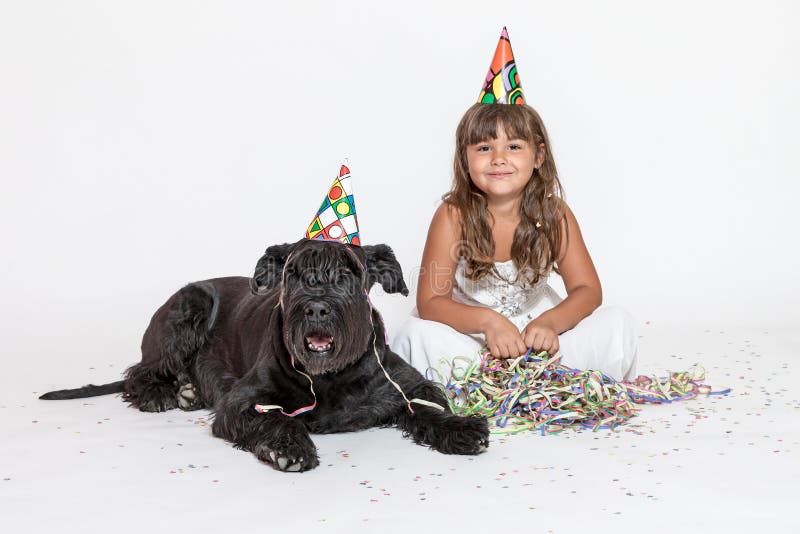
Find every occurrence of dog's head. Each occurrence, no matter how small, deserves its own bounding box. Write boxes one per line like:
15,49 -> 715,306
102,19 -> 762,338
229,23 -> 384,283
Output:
250,239 -> 408,375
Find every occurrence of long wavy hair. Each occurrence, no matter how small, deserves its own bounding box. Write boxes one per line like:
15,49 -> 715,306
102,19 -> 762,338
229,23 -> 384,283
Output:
444,103 -> 566,285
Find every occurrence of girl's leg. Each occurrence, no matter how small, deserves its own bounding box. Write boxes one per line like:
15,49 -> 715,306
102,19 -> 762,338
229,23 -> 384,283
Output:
557,305 -> 639,382
391,315 -> 485,382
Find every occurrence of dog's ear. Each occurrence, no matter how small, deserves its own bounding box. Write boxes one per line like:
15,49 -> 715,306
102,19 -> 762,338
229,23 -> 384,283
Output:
362,244 -> 409,296
251,242 -> 295,295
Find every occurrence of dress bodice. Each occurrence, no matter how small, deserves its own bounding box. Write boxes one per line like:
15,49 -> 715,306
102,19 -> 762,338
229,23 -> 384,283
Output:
452,258 -> 563,330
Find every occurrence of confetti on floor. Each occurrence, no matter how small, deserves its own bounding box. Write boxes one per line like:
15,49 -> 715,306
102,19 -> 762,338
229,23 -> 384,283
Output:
4,326 -> 798,532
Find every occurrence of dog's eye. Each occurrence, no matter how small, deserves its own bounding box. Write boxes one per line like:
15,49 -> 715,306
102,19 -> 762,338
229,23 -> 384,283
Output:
332,268 -> 354,285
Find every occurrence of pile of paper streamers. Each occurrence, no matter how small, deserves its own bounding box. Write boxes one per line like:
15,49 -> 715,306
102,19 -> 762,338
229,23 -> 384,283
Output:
439,349 -> 731,435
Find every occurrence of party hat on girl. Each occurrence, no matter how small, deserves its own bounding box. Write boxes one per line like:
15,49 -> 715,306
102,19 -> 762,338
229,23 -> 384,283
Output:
478,27 -> 525,105
305,162 -> 360,245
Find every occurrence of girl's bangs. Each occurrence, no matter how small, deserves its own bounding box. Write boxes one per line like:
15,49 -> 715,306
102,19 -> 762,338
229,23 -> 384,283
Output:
464,105 -> 535,145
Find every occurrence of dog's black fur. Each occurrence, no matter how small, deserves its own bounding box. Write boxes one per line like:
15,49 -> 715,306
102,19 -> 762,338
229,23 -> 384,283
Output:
41,239 -> 489,471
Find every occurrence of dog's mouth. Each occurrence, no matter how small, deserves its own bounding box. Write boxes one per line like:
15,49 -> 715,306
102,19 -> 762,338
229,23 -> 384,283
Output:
305,333 -> 334,354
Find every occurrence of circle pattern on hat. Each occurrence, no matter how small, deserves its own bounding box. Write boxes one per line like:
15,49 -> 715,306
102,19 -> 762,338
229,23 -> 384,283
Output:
335,201 -> 350,215
327,225 -> 343,238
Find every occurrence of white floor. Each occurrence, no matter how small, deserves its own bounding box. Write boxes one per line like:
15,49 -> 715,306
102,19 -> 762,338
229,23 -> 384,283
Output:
2,323 -> 798,533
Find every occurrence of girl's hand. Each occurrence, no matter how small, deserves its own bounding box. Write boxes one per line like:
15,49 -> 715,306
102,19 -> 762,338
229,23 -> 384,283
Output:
482,310 -> 528,359
522,319 -> 559,355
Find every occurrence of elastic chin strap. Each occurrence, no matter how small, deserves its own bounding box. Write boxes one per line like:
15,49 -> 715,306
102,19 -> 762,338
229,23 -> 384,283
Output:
254,251 -> 316,417
255,243 -> 444,417
363,289 -> 445,414
254,353 -> 318,417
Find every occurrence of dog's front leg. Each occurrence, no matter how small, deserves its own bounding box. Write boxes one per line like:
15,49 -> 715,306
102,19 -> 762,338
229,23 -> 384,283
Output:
211,385 -> 319,472
395,380 -> 490,455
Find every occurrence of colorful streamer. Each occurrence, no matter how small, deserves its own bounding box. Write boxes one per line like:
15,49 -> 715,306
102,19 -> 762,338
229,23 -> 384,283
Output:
441,349 -> 731,435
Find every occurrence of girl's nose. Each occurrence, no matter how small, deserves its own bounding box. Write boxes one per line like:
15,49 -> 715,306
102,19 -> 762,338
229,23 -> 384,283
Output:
491,149 -> 508,164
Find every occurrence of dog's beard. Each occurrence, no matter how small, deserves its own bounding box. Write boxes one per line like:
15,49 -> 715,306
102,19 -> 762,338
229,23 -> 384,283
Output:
284,305 -> 373,375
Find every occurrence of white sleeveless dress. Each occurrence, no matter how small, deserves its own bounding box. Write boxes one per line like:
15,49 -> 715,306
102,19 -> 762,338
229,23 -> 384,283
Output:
392,258 -> 639,382
452,258 -> 562,330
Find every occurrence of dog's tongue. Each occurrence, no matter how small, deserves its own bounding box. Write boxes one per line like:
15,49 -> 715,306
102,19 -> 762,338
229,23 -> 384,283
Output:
307,334 -> 333,347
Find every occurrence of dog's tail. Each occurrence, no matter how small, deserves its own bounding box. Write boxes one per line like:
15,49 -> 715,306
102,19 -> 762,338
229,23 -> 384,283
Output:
39,380 -> 125,400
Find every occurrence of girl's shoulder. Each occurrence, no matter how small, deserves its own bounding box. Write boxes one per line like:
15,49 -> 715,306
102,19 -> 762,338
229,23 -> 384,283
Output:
547,195 -> 570,214
422,202 -> 463,265
551,199 -> 586,263
555,199 -> 579,226
430,201 -> 462,235
542,195 -> 573,228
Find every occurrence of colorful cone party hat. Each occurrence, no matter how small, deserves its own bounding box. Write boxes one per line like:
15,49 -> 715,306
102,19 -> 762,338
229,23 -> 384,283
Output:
478,27 -> 525,105
305,163 -> 360,245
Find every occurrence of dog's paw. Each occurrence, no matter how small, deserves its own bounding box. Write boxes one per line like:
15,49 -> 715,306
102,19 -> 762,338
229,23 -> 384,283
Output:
176,383 -> 203,411
253,438 -> 319,473
138,397 -> 178,412
135,383 -> 179,412
434,415 -> 490,455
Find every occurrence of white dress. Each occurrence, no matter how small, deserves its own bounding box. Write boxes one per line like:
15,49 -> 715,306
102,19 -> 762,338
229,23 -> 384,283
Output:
392,258 -> 639,382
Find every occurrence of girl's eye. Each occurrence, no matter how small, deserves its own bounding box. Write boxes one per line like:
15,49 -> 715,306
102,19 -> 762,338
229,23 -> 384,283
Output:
476,145 -> 490,152
509,144 -> 522,150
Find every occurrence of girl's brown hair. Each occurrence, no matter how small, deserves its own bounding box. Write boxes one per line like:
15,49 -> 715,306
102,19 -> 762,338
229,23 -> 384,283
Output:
444,103 -> 566,285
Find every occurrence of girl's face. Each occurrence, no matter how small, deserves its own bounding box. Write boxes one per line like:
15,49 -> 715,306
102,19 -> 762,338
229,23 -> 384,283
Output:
466,123 -> 542,205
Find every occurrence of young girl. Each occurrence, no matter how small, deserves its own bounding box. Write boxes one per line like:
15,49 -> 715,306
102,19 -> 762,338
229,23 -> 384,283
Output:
393,102 -> 639,382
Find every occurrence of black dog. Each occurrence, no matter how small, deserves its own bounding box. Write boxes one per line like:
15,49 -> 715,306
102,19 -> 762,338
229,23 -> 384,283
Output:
41,239 -> 489,471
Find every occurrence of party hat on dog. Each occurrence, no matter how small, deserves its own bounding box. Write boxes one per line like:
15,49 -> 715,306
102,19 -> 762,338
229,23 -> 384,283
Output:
478,27 -> 525,105
305,162 -> 360,245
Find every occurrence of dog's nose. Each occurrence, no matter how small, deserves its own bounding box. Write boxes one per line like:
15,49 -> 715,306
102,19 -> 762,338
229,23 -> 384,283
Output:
304,301 -> 331,321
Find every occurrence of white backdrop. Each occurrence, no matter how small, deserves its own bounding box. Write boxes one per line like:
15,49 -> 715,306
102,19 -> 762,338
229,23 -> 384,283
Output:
2,0 -> 798,367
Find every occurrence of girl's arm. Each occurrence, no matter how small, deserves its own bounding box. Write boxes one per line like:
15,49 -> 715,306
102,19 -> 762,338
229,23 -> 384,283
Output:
526,203 -> 602,339
416,203 -> 483,328
417,204 -> 527,358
